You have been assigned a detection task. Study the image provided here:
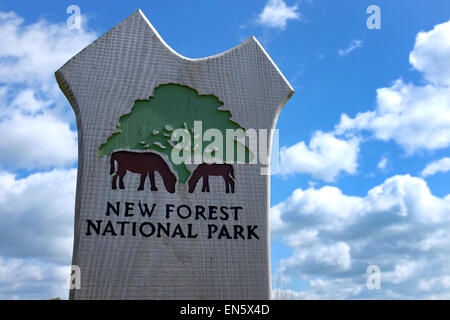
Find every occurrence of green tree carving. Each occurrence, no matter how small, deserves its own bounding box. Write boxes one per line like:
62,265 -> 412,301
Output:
99,83 -> 253,183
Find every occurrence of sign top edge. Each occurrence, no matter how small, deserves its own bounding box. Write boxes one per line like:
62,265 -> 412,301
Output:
55,9 -> 294,94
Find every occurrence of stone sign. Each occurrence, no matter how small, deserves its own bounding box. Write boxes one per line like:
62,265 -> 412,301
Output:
56,9 -> 294,299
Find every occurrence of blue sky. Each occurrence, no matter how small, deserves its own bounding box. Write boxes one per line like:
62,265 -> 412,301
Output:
0,0 -> 449,299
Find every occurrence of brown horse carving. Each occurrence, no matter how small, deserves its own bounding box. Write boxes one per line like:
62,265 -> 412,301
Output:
110,151 -> 176,193
188,164 -> 235,193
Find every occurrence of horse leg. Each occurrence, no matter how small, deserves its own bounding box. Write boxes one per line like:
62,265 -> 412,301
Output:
138,173 -> 146,191
201,176 -> 210,192
112,174 -> 118,190
118,168 -> 126,189
229,177 -> 235,193
206,176 -> 210,192
224,175 -> 235,193
111,163 -> 119,189
224,175 -> 230,193
149,171 -> 158,191
201,176 -> 207,192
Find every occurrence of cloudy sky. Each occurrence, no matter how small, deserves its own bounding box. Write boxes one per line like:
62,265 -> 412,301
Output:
0,0 -> 449,299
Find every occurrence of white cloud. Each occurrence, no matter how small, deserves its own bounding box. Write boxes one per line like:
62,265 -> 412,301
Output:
377,157 -> 387,170
257,0 -> 300,30
285,229 -> 318,247
0,11 -> 96,170
0,169 -> 76,263
410,20 -> 450,86
422,157 -> 450,177
273,278 -> 364,300
418,276 -> 450,299
0,113 -> 78,169
271,174 -> 450,298
0,11 -> 95,88
0,257 -> 70,299
382,260 -> 421,284
338,39 -> 363,56
0,169 -> 76,299
336,80 -> 450,153
276,131 -> 360,182
1,89 -> 49,117
335,20 -> 450,154
281,242 -> 352,276
270,184 -> 364,235
0,11 -> 96,299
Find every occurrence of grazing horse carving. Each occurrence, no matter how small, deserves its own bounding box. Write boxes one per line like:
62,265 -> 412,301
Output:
188,163 -> 235,193
110,151 -> 176,193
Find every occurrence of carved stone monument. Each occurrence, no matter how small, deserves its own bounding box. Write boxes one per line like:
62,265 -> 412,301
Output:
56,9 -> 293,299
